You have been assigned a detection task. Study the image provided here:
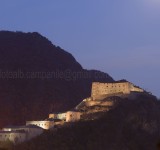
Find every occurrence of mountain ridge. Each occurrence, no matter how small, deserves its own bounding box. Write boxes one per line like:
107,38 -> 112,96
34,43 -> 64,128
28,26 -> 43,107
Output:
0,31 -> 114,128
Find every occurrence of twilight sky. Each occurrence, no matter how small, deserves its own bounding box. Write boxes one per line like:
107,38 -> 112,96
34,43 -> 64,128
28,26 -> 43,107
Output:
0,0 -> 160,97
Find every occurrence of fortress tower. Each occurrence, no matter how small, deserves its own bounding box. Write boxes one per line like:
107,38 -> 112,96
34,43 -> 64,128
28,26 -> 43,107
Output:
91,81 -> 144,100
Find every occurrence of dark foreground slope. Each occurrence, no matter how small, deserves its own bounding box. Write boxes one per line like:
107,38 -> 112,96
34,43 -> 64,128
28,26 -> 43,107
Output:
0,31 -> 114,128
15,95 -> 160,150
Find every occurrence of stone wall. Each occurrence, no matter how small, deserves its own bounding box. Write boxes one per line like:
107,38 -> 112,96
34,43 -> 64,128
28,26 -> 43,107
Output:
0,131 -> 26,145
66,111 -> 81,122
91,82 -> 143,100
85,100 -> 114,107
2,125 -> 43,141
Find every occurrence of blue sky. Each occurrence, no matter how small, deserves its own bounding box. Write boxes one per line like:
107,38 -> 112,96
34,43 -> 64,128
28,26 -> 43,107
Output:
0,0 -> 160,97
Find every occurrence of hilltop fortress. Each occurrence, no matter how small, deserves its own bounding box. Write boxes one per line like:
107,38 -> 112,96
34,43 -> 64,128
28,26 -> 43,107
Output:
91,80 -> 144,100
76,80 -> 144,111
0,80 -> 145,145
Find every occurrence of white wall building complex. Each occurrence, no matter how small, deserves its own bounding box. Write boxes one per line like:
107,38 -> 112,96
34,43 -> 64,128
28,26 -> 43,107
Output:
0,125 -> 43,145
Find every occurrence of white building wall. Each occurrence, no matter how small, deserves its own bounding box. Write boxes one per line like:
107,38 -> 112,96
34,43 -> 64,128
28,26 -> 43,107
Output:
26,121 -> 54,130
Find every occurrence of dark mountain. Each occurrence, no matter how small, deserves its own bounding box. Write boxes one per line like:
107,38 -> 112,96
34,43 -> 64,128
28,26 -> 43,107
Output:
0,31 -> 114,128
15,95 -> 160,150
